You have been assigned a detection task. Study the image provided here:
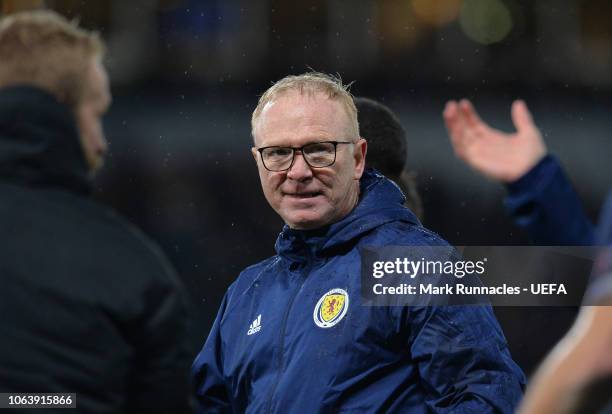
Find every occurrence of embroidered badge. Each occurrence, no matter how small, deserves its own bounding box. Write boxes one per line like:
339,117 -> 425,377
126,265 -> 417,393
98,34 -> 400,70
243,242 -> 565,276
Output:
313,288 -> 349,328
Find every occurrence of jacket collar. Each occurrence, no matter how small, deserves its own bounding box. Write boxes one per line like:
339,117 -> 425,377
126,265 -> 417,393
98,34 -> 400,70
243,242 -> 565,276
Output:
0,86 -> 92,194
275,169 -> 420,262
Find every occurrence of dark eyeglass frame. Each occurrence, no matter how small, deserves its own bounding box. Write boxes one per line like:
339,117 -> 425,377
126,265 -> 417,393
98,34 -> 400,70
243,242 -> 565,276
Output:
256,141 -> 354,172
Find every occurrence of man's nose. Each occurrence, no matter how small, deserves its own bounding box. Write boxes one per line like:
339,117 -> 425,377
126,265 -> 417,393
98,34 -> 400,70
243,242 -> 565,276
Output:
286,151 -> 313,181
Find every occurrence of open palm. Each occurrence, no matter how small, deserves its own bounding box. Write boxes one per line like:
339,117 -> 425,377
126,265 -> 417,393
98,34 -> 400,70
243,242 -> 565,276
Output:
443,99 -> 547,183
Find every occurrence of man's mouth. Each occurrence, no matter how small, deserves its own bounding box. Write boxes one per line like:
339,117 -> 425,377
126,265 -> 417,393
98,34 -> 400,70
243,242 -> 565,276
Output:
284,191 -> 322,199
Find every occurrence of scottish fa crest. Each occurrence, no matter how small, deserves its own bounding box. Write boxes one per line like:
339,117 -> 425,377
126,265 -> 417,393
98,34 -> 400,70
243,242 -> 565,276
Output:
313,288 -> 349,328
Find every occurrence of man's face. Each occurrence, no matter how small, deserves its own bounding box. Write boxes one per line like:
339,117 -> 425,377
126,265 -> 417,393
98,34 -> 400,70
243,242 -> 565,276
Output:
252,91 -> 367,230
75,58 -> 111,173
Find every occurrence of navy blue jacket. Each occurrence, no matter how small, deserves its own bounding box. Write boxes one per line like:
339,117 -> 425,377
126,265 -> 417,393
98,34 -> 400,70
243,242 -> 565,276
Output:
504,155 -> 595,245
193,170 -> 525,413
0,87 -> 193,413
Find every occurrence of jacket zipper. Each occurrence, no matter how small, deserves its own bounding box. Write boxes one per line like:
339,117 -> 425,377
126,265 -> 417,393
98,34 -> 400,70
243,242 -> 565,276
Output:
265,261 -> 312,414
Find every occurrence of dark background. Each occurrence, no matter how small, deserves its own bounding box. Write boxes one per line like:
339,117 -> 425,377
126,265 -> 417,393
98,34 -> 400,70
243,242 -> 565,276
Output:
3,0 -> 611,376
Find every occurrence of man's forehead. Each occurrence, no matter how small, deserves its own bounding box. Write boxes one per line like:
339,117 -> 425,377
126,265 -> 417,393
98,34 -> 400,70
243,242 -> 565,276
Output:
257,91 -> 349,135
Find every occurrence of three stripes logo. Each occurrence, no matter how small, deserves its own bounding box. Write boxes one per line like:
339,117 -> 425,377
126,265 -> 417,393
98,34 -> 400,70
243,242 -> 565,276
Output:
247,314 -> 262,336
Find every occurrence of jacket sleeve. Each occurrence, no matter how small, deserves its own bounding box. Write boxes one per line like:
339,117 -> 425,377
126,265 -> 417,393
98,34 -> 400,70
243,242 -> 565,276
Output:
504,155 -> 595,245
595,191 -> 612,244
192,290 -> 232,414
127,263 -> 194,414
584,191 -> 612,304
406,305 -> 526,414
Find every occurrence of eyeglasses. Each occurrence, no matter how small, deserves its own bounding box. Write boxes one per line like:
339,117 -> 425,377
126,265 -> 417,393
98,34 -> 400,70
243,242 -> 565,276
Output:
256,141 -> 354,172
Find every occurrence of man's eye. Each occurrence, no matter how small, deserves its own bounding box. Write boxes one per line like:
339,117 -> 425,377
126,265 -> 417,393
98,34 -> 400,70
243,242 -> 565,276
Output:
267,148 -> 292,158
305,143 -> 333,155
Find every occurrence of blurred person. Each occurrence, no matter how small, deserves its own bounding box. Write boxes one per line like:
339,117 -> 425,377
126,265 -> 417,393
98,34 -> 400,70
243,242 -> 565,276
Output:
444,99 -> 612,412
518,203 -> 612,414
0,10 -> 192,413
355,96 -> 423,220
517,304 -> 612,414
192,72 -> 525,413
443,99 -> 595,245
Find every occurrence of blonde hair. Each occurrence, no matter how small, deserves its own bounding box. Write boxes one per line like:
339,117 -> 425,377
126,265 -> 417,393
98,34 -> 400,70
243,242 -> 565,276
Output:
251,72 -> 359,141
0,10 -> 105,107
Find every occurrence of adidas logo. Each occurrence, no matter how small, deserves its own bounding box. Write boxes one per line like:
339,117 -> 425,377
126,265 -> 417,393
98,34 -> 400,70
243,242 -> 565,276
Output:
247,314 -> 262,336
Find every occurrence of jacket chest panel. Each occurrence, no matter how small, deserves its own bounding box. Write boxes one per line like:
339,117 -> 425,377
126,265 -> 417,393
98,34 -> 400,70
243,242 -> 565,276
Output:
220,271 -> 303,387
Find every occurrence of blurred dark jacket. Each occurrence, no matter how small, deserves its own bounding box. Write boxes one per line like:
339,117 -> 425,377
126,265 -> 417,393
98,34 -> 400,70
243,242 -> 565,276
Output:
0,86 -> 193,413
504,154 -> 595,245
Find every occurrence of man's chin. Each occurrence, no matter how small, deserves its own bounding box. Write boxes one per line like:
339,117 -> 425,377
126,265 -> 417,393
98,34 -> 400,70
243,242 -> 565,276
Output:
278,199 -> 335,229
283,211 -> 328,230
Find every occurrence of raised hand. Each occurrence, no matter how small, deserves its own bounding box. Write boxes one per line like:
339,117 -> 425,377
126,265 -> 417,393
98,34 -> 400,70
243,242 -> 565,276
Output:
443,99 -> 547,183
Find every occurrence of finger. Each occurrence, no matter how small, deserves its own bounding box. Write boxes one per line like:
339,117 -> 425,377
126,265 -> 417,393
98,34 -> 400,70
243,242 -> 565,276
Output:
459,99 -> 484,128
443,101 -> 466,148
511,100 -> 535,132
443,101 -> 459,130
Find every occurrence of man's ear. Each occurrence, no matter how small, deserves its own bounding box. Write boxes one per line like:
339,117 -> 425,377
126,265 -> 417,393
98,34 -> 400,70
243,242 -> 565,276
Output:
353,138 -> 367,179
251,147 -> 259,164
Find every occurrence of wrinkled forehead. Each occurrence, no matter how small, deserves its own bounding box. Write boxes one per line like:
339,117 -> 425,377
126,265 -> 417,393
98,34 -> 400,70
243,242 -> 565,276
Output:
254,90 -> 354,145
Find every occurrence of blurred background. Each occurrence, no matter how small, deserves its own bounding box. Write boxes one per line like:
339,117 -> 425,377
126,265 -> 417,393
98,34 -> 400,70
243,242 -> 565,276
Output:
2,0 -> 610,376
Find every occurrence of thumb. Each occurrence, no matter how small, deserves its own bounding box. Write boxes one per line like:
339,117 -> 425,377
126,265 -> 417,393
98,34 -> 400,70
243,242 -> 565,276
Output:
511,100 -> 536,133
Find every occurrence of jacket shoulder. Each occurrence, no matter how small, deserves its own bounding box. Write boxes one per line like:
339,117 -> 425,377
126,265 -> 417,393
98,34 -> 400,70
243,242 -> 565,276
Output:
71,192 -> 180,283
365,220 -> 450,247
1,183 -> 179,286
224,256 -> 280,312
